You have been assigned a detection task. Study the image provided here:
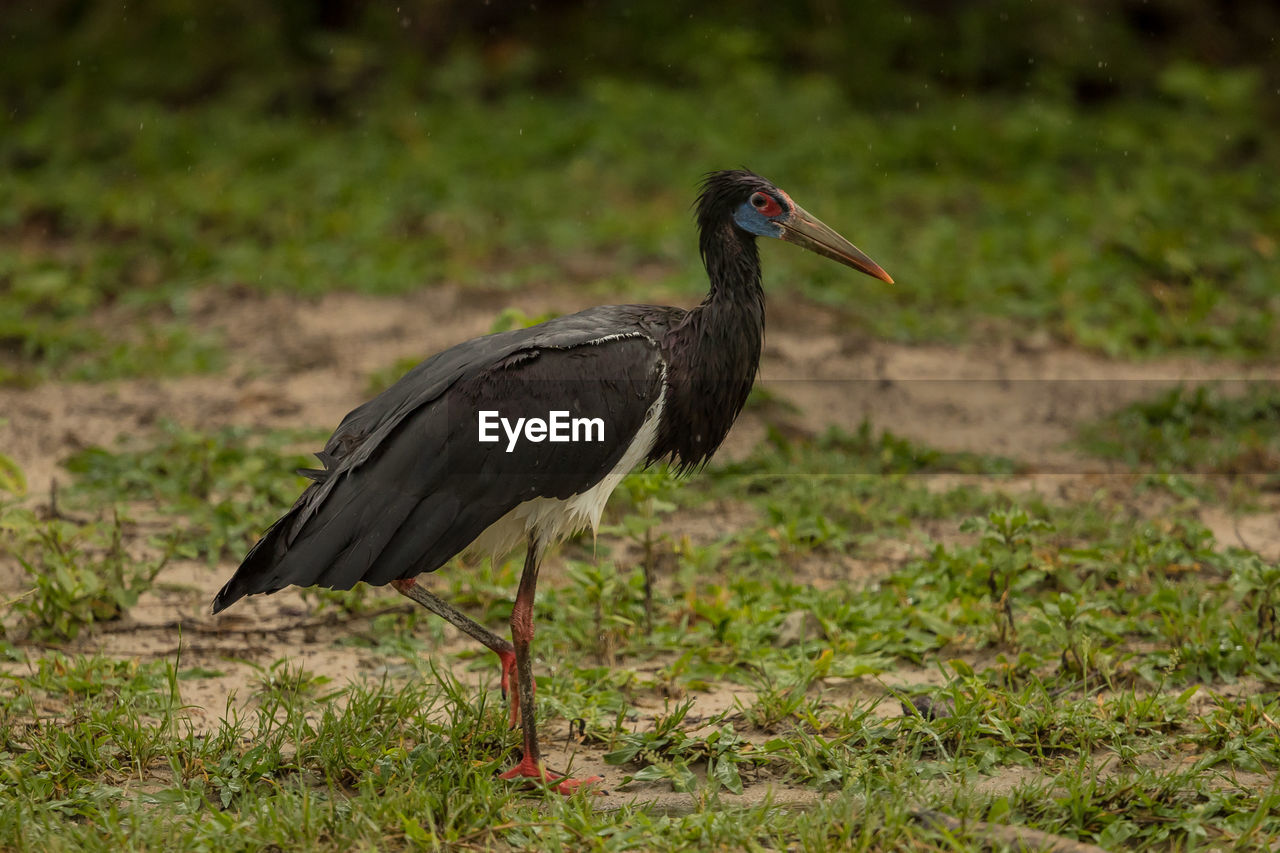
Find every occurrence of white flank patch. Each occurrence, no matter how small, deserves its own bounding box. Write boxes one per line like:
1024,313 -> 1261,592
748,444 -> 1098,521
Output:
468,380 -> 667,559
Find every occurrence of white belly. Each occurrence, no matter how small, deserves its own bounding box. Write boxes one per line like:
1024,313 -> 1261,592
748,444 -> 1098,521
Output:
466,384 -> 667,558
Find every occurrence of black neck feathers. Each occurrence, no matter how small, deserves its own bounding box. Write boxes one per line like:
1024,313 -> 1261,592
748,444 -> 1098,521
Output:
648,173 -> 769,470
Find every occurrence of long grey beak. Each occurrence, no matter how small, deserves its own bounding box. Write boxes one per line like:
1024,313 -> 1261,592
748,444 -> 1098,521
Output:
779,205 -> 894,283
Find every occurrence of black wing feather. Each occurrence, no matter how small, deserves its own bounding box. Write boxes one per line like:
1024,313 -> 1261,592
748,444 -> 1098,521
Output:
211,322 -> 666,614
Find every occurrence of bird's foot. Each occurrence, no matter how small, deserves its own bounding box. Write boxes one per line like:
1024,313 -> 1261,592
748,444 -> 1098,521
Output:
498,756 -> 605,796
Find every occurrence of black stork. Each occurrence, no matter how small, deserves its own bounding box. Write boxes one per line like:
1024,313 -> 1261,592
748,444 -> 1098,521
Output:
212,169 -> 892,793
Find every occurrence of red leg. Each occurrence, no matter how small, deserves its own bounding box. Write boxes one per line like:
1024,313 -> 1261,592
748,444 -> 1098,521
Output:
496,646 -> 519,727
496,538 -> 604,795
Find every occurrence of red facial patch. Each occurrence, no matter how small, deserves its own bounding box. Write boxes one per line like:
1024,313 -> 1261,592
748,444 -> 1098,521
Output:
750,191 -> 784,218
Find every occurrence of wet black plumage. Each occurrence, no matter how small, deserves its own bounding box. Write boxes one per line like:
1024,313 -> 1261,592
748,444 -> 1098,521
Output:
212,169 -> 891,791
212,314 -> 667,610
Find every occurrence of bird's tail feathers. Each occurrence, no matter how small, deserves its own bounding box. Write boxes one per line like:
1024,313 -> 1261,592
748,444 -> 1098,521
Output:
209,510 -> 297,614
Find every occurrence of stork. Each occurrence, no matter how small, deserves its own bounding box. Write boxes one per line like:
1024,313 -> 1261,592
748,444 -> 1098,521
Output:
212,169 -> 892,793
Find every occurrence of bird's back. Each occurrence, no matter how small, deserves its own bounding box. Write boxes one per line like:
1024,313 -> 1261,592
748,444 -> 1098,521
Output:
212,304 -> 685,613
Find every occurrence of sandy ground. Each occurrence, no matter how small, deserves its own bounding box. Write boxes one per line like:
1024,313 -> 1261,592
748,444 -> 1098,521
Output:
2,284 -> 1278,808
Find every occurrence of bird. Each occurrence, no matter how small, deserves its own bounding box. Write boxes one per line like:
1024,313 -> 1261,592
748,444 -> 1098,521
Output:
211,169 -> 892,794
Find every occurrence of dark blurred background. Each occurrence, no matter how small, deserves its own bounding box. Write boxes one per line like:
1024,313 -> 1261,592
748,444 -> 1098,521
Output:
4,0 -> 1278,112
1,1 -> 1278,385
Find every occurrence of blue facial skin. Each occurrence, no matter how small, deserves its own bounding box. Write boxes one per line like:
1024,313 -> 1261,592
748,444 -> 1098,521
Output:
733,201 -> 785,238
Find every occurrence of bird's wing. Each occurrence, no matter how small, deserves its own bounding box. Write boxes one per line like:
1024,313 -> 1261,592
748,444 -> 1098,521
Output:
211,325 -> 666,612
316,305 -> 679,471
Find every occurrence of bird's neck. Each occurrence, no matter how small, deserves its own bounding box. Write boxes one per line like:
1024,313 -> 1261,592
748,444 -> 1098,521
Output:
693,220 -> 766,364
649,224 -> 765,470
687,229 -> 766,385
699,222 -> 765,307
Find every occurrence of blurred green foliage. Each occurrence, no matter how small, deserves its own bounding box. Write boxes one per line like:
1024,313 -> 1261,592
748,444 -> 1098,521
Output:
5,1 -> 1278,109
1079,382 -> 1280,474
1,2 -> 1277,384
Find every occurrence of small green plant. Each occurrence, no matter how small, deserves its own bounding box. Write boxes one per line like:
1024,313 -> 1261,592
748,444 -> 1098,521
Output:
559,560 -> 644,665
960,508 -> 1053,645
1233,554 -> 1280,645
1029,592 -> 1112,686
603,700 -> 757,793
741,661 -> 824,731
1,507 -> 169,641
607,464 -> 680,629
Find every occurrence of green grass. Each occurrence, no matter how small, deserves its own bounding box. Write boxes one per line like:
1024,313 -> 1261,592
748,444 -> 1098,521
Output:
0,422 -> 325,641
4,66 -> 1278,383
1076,382 -> 1280,506
61,420 -> 326,564
3,58 -> 1279,841
3,413 -> 1277,849
1079,382 -> 1280,476
0,506 -> 168,642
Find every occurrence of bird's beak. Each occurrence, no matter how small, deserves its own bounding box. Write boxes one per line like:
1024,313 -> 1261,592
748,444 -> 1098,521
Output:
779,205 -> 894,283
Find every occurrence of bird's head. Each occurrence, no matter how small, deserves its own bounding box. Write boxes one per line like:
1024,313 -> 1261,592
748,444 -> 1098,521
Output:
697,169 -> 893,283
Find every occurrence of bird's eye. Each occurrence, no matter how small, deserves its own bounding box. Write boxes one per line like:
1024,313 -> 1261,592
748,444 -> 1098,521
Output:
749,192 -> 783,217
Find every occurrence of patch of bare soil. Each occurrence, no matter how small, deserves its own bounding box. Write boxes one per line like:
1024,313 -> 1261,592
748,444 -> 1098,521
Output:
2,284 -> 1278,804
